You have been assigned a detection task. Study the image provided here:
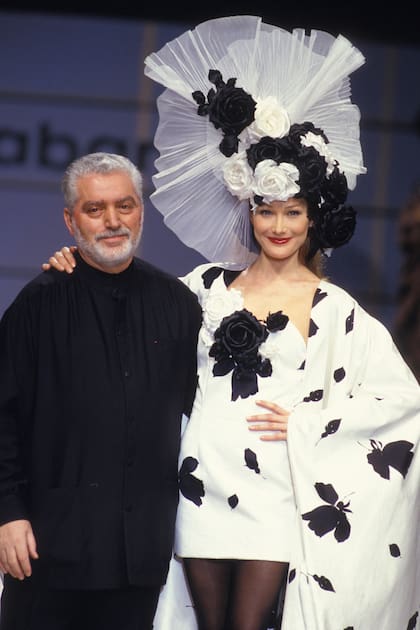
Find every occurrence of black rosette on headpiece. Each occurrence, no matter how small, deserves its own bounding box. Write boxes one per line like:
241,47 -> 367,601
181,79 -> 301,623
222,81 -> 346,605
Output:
307,165 -> 355,257
246,136 -> 291,169
311,206 -> 357,253
193,70 -> 257,157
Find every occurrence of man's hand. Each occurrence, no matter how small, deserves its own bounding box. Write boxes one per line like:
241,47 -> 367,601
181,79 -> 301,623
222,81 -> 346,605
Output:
0,519 -> 39,580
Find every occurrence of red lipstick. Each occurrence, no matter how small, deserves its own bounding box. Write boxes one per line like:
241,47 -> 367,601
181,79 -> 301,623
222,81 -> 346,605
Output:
268,237 -> 291,245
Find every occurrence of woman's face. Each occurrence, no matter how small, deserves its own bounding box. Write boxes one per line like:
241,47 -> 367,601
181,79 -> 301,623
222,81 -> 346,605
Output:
250,197 -> 310,261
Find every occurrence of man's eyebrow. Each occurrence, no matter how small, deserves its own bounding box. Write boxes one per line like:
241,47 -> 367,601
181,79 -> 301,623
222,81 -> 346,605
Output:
81,196 -> 138,209
81,199 -> 105,209
116,196 -> 138,204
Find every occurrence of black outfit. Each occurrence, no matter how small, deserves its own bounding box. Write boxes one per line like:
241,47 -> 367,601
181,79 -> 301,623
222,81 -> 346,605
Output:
0,253 -> 201,627
0,573 -> 161,630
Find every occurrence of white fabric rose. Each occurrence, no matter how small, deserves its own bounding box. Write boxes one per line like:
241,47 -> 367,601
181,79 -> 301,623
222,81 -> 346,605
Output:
247,97 -> 290,141
222,153 -> 254,200
259,333 -> 284,361
252,159 -> 300,202
301,131 -> 337,174
202,288 -> 243,336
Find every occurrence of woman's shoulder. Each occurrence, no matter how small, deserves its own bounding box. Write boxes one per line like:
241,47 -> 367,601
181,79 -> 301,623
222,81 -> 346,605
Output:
313,278 -> 367,332
180,262 -> 245,294
319,278 -> 359,307
318,278 -> 391,337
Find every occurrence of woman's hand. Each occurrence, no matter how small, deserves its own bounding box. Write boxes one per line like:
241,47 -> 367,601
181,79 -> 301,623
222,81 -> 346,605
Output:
247,400 -> 289,441
42,246 -> 77,273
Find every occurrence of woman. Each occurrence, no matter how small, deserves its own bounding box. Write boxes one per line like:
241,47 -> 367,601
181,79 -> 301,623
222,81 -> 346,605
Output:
45,16 -> 420,630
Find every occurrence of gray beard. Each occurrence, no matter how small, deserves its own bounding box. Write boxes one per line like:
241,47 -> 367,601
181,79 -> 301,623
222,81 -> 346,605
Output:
71,222 -> 142,270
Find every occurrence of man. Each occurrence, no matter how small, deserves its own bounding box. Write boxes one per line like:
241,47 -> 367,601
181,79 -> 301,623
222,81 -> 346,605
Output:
0,152 -> 202,629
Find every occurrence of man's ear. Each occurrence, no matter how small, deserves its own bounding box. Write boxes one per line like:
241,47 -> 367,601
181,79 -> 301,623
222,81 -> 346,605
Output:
63,208 -> 75,236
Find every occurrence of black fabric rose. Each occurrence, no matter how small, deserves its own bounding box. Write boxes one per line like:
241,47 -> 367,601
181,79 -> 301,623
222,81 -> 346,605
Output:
192,70 -> 256,157
209,309 -> 272,400
288,121 -> 329,146
246,136 -> 291,170
321,167 -> 348,206
219,134 -> 240,158
314,205 -> 357,248
266,310 -> 289,333
295,145 -> 328,197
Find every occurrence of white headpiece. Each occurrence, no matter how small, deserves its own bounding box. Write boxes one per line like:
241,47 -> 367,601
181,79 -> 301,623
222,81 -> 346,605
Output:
145,15 -> 367,266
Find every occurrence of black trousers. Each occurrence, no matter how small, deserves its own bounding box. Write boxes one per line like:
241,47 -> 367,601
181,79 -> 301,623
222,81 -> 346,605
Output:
0,574 -> 161,630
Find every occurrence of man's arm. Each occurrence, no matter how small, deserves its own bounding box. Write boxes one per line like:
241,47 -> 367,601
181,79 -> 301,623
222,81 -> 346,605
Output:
0,302 -> 39,579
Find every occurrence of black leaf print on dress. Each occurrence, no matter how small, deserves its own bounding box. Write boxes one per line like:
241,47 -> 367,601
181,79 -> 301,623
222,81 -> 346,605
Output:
288,568 -> 296,583
312,288 -> 327,306
179,457 -> 205,506
343,627 -> 355,630
202,266 -> 223,289
312,574 -> 335,592
298,360 -> 306,370
302,482 -> 352,542
389,543 -> 401,558
210,310 -> 272,401
308,319 -> 319,337
334,367 -> 346,382
228,494 -> 239,509
345,308 -> 355,333
367,439 -> 414,479
407,612 -> 418,630
303,389 -> 324,402
244,448 -> 260,474
320,419 -> 341,439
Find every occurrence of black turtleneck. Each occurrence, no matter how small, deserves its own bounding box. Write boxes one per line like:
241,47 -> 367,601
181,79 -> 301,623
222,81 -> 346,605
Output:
0,252 -> 201,589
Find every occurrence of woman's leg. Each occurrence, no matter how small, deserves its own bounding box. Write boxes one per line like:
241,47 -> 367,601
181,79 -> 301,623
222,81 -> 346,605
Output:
226,560 -> 288,630
183,558 -> 232,630
183,558 -> 288,630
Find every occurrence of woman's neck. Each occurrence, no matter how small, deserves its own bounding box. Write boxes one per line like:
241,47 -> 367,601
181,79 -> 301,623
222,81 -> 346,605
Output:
245,252 -> 317,285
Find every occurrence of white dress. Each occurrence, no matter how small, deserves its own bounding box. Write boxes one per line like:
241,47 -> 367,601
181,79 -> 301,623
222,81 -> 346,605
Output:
175,263 -> 306,561
154,262 -> 420,630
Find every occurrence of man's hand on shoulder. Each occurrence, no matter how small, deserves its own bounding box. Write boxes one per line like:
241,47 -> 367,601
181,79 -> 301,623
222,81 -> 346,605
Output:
0,519 -> 39,580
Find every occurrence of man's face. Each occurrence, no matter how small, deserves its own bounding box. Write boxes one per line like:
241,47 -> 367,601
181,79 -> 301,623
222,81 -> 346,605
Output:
64,171 -> 143,273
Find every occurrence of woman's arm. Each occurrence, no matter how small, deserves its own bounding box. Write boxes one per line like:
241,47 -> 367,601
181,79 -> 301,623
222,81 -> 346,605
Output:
42,246 -> 77,273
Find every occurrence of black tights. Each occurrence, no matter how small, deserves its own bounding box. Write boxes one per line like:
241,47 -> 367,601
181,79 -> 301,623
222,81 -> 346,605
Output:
183,558 -> 288,630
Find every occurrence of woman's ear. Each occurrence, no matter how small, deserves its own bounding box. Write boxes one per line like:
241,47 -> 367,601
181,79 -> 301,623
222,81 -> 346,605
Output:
249,207 -> 255,225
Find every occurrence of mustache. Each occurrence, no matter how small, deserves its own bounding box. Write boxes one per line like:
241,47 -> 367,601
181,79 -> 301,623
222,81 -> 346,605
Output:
95,228 -> 131,242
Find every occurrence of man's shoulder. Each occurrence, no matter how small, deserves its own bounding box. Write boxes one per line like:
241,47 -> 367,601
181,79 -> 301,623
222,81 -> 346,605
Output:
132,259 -> 201,320
13,268 -> 70,301
132,258 -> 193,293
0,269 -> 71,325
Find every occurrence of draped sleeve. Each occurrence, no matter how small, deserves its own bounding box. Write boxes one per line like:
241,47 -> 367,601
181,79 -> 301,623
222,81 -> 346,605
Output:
283,293 -> 420,630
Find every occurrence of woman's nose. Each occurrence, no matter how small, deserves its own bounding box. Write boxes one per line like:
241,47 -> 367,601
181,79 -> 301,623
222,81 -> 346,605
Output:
272,214 -> 285,233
